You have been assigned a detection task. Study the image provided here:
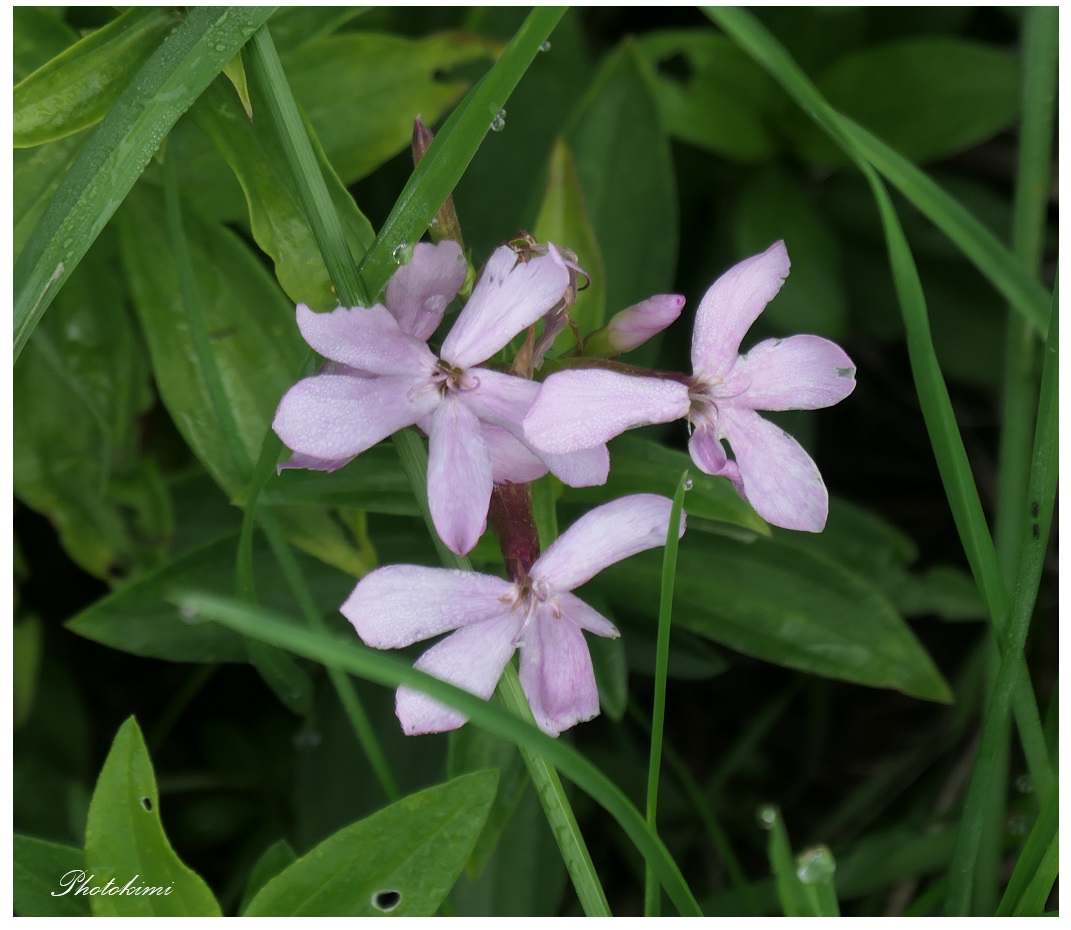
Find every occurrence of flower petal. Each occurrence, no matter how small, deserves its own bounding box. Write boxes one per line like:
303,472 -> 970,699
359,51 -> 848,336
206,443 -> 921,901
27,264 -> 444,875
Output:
532,494 -> 686,593
428,397 -> 494,555
540,444 -> 610,488
519,605 -> 600,737
385,241 -> 467,341
277,450 -> 354,474
396,616 -> 523,735
462,368 -> 539,432
341,565 -> 513,648
721,406 -> 828,532
440,245 -> 570,368
731,334 -> 857,410
605,294 -> 685,353
691,240 -> 791,381
273,373 -> 435,461
687,428 -> 741,483
296,302 -> 435,376
556,592 -> 619,638
484,425 -> 549,484
523,369 -> 690,454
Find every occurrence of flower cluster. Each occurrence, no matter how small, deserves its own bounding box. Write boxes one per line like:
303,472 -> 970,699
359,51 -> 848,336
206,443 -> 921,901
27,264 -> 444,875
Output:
273,237 -> 855,736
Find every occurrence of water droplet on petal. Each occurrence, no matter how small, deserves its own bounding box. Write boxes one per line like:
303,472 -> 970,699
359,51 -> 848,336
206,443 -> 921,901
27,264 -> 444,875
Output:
756,804 -> 777,830
796,845 -> 836,885
490,109 -> 506,132
539,40 -> 551,52
391,242 -> 414,265
684,478 -> 694,491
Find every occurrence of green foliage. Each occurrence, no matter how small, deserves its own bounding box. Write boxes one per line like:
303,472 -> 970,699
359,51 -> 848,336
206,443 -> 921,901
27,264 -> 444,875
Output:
13,835 -> 90,917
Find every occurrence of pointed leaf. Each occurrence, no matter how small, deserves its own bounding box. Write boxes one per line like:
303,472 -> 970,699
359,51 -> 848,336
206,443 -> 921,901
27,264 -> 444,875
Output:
14,835 -> 90,917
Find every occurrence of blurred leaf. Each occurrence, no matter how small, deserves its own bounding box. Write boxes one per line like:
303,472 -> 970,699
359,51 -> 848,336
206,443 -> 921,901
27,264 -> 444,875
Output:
240,840 -> 297,914
14,229 -> 171,580
14,8 -> 180,147
894,566 -> 987,621
191,75 -> 375,311
996,783 -> 1058,916
268,7 -> 371,53
594,533 -> 953,703
789,39 -> 1021,166
245,771 -> 498,916
561,435 -> 769,535
67,532 -> 354,664
763,807 -> 839,916
14,132 -> 90,260
588,633 -> 628,721
734,166 -> 848,339
566,40 -> 678,320
14,6 -> 277,360
286,31 -> 500,186
248,640 -> 314,716
448,726 -> 529,879
84,718 -> 221,916
534,137 -> 606,351
13,6 -> 78,81
13,618 -> 43,728
637,29 -> 784,161
623,626 -> 729,681
13,835 -> 89,917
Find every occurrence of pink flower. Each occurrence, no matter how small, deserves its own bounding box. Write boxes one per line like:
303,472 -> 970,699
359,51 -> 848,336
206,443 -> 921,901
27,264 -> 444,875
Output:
273,242 -> 609,555
343,495 -> 686,736
522,241 -> 856,532
602,294 -> 685,354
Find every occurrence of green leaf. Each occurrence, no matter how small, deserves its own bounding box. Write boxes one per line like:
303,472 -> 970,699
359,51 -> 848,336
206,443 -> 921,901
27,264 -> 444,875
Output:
13,6 -> 278,361
247,639 -> 314,715
286,30 -> 500,186
561,435 -> 769,536
734,166 -> 848,339
245,772 -> 498,916
13,7 -> 78,81
190,75 -> 375,311
566,40 -> 677,320
996,783 -> 1058,916
14,133 -> 90,260
790,39 -> 1021,166
14,8 -> 181,147
66,532 -> 354,664
239,840 -> 297,914
589,633 -> 629,721
13,228 -> 171,580
637,29 -> 784,161
13,835 -> 90,917
13,618 -> 44,728
594,533 -> 953,703
84,718 -> 221,916
268,7 -> 371,53
447,727 -> 530,879
762,807 -> 839,917
533,137 -> 606,351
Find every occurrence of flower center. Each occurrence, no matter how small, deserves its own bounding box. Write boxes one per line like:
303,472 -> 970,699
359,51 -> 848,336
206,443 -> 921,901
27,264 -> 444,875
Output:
431,359 -> 479,396
686,373 -> 751,432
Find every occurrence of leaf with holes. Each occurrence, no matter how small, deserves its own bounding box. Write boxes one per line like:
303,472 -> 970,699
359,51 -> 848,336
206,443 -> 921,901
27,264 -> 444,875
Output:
83,717 -> 221,916
244,771 -> 498,916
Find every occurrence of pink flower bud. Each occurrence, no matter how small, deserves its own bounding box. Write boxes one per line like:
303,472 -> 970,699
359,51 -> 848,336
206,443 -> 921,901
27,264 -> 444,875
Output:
605,295 -> 685,352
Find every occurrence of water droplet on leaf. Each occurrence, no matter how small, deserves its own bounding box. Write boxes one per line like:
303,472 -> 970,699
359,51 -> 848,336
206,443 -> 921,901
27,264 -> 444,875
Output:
539,40 -> 551,52
796,845 -> 836,884
1007,814 -> 1028,836
490,109 -> 506,132
756,804 -> 777,830
1015,774 -> 1033,794
684,478 -> 694,491
391,242 -> 414,265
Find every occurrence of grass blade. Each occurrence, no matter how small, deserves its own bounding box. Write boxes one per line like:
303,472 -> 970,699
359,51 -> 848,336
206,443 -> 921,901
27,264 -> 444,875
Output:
13,6 -> 277,361
644,470 -> 689,917
178,591 -> 704,917
996,782 -> 1058,916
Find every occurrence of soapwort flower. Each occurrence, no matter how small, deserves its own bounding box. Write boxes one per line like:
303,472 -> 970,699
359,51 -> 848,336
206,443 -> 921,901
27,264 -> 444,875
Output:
273,241 -> 609,556
343,494 -> 685,736
522,241 -> 856,532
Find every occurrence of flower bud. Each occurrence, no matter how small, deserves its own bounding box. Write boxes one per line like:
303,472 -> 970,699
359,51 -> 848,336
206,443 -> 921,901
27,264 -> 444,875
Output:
412,117 -> 463,247
585,295 -> 685,356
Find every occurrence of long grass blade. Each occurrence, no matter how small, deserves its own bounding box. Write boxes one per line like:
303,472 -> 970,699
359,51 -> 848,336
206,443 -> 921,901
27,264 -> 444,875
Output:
177,591 -> 704,917
13,6 -> 277,361
644,470 -> 689,917
996,782 -> 1058,916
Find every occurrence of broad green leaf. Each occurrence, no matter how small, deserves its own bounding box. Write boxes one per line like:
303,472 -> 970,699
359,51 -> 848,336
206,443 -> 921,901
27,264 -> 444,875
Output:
245,772 -> 498,916
13,229 -> 171,580
533,137 -> 606,351
637,29 -> 784,161
789,39 -> 1021,166
593,532 -> 953,702
84,718 -> 221,916
14,133 -> 87,260
13,618 -> 43,727
892,566 -> 986,622
624,626 -> 729,681
561,435 -> 769,535
190,75 -> 375,311
268,7 -> 371,53
13,7 -> 78,81
239,840 -> 297,914
448,727 -> 529,879
286,31 -> 500,185
13,6 -> 277,360
734,166 -> 848,339
566,40 -> 678,321
14,8 -> 181,147
67,532 -> 354,664
589,633 -> 628,721
13,835 -> 90,917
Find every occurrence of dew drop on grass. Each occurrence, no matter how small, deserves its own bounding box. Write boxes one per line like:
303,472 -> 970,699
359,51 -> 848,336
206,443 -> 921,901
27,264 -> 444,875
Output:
539,40 -> 551,52
1015,774 -> 1033,794
392,242 -> 414,265
796,845 -> 836,884
756,804 -> 777,830
684,478 -> 694,491
490,109 -> 506,132
1007,814 -> 1028,836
